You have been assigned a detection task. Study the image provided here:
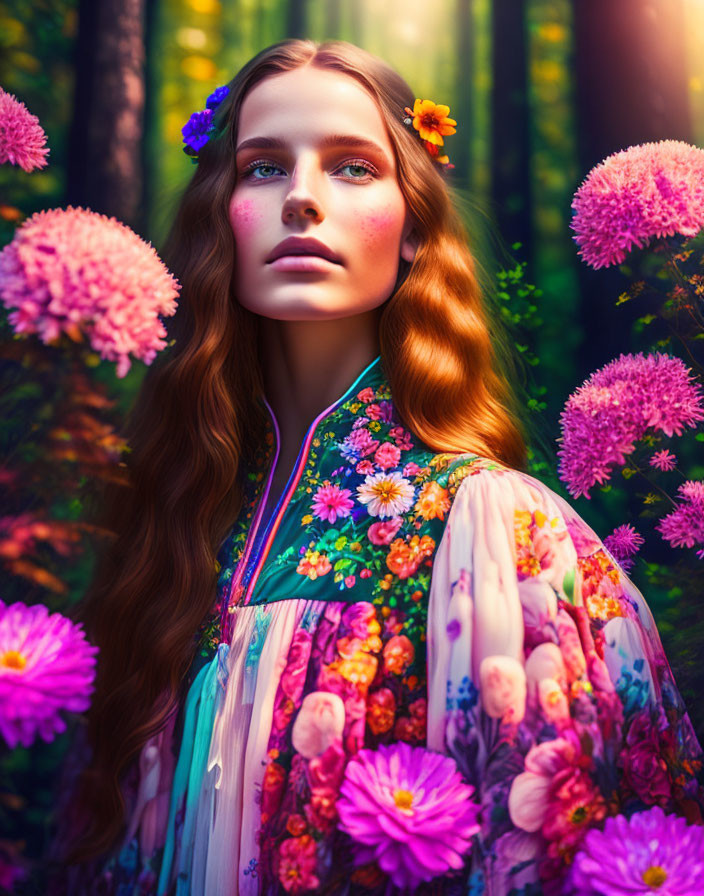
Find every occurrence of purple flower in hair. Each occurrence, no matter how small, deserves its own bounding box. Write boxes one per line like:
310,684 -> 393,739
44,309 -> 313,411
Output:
206,84 -> 230,109
182,108 -> 215,156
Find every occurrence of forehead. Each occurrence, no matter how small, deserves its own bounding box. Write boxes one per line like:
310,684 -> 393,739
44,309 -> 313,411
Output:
237,66 -> 394,154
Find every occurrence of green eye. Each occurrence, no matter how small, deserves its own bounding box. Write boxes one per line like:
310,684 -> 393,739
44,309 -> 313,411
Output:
339,160 -> 376,179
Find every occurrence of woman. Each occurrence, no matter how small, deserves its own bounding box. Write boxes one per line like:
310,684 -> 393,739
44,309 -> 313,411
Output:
49,38 -> 704,895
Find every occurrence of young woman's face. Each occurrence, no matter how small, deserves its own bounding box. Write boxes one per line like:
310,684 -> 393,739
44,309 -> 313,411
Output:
229,65 -> 417,320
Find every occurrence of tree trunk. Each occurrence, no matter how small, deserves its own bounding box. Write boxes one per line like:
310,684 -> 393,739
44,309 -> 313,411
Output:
490,0 -> 531,264
286,0 -> 308,40
452,0 -> 474,192
65,0 -> 148,232
572,0 -> 691,373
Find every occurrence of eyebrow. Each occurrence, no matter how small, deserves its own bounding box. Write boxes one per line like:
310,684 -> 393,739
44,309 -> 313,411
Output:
235,134 -> 389,157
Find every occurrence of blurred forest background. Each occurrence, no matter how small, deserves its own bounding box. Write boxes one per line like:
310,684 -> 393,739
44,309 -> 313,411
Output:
1,0 -> 704,886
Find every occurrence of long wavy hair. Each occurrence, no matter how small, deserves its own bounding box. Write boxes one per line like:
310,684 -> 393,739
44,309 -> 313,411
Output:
60,37 -> 528,866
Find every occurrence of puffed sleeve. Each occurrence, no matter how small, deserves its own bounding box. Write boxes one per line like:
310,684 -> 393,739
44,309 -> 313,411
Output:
426,463 -> 704,895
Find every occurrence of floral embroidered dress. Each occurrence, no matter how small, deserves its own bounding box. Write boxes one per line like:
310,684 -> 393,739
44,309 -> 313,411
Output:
52,354 -> 704,896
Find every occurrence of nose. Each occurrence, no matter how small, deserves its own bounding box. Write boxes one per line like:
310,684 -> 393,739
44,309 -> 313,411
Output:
281,155 -> 325,223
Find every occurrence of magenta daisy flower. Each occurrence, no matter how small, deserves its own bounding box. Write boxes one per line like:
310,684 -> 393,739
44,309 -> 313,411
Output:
567,806 -> 704,895
0,87 -> 49,172
557,353 -> 704,498
311,483 -> 354,523
649,449 -> 678,472
656,480 -> 704,551
0,207 -> 180,378
571,140 -> 704,269
0,601 -> 98,749
603,524 -> 645,572
337,742 -> 480,890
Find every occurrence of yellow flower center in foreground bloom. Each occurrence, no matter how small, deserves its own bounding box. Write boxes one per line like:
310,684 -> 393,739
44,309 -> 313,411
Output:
393,788 -> 414,813
1,650 -> 26,670
642,866 -> 667,888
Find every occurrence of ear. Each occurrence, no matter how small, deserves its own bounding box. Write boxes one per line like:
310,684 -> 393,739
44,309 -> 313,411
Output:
400,221 -> 419,263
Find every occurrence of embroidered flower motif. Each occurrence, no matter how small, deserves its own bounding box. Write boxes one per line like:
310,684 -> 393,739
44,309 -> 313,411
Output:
366,687 -> 396,734
291,691 -> 345,759
373,442 -> 401,470
356,471 -> 415,518
567,806 -> 704,895
508,732 -> 606,862
311,482 -> 354,523
386,533 -> 435,578
367,516 -> 403,546
382,634 -> 415,675
336,742 -> 480,890
275,833 -> 320,894
479,655 -> 527,724
295,549 -> 332,580
414,480 -> 451,520
339,428 -> 379,462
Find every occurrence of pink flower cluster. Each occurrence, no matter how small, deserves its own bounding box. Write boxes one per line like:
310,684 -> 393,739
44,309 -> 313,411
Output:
603,524 -> 644,573
0,86 -> 49,172
571,140 -> 704,269
656,480 -> 704,555
557,352 -> 704,498
0,207 -> 180,377
0,600 -> 98,748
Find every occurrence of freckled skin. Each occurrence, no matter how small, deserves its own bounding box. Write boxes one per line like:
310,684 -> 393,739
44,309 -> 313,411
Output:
230,198 -> 259,230
353,210 -> 398,250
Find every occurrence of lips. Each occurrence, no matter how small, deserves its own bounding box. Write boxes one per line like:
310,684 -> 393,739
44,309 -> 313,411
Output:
267,236 -> 342,264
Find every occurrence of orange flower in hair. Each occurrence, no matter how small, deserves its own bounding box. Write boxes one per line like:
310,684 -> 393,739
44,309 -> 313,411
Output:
402,99 -> 457,169
406,99 -> 457,145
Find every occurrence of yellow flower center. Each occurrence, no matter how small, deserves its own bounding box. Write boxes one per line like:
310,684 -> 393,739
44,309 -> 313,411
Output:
1,650 -> 26,670
642,866 -> 667,888
393,788 -> 414,813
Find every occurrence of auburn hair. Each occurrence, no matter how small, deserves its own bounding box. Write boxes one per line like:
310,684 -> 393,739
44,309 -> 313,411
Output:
58,37 -> 528,867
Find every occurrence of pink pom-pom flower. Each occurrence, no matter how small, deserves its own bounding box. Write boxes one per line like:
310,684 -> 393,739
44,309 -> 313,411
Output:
656,480 -> 704,553
571,140 -> 704,269
0,600 -> 99,749
567,806 -> 704,895
0,86 -> 49,172
0,206 -> 180,377
603,523 -> 644,573
336,741 -> 480,890
557,352 -> 704,498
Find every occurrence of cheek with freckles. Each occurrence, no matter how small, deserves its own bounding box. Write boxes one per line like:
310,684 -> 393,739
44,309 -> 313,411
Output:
229,198 -> 264,248
351,208 -> 403,252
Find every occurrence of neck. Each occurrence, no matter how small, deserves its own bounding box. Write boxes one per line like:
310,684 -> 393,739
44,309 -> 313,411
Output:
258,310 -> 382,448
